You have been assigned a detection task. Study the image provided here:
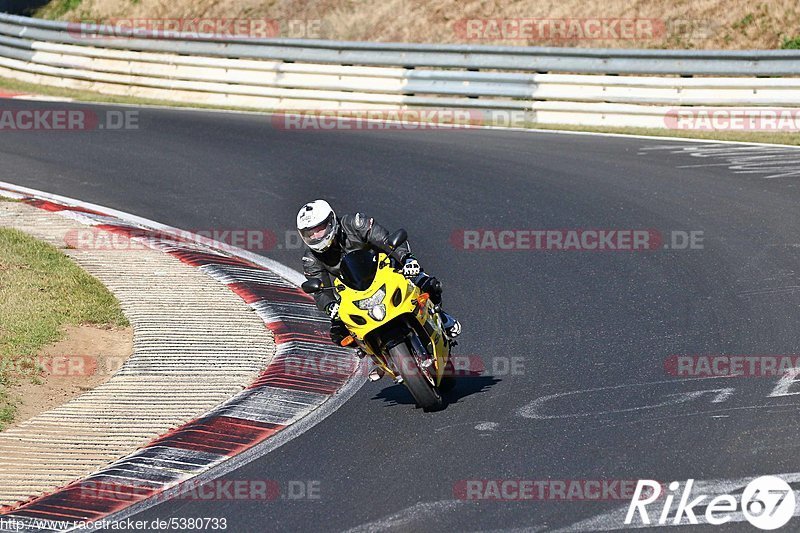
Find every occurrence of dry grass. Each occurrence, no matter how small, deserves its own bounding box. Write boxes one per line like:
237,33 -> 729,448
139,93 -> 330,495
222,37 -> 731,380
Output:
35,0 -> 800,49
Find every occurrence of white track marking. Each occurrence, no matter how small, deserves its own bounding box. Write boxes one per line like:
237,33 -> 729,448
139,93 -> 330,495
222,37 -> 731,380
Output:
640,144 -> 800,179
517,378 -> 737,420
769,368 -> 800,397
342,500 -> 466,533
13,95 -> 74,102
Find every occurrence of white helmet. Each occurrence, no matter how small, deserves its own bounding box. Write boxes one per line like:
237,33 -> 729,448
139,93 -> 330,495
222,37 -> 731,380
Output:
297,199 -> 339,252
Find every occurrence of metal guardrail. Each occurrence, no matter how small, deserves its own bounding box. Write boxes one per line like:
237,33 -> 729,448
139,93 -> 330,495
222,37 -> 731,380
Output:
0,13 -> 797,130
2,13 -> 800,75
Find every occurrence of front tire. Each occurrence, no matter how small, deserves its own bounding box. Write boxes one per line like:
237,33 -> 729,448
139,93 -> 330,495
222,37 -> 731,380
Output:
388,341 -> 443,412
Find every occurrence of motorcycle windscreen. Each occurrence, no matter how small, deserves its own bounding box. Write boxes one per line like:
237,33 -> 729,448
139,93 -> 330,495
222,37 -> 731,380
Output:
339,249 -> 379,291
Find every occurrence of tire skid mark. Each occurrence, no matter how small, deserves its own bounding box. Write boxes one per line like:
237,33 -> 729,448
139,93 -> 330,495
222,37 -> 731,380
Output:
639,143 -> 800,179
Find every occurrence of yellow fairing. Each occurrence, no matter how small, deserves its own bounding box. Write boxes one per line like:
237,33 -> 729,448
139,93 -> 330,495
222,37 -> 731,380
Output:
337,253 -> 418,339
337,253 -> 450,385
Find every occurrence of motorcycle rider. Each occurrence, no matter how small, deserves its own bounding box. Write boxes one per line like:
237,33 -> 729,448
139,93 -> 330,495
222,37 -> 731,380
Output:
297,200 -> 461,379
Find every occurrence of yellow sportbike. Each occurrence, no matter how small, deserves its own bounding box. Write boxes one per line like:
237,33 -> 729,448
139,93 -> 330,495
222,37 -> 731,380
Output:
302,230 -> 455,412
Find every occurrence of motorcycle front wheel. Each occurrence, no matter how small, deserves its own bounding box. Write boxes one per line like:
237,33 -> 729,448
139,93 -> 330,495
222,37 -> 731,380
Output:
388,340 -> 443,412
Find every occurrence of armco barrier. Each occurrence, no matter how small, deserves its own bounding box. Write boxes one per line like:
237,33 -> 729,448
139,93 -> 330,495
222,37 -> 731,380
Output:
0,13 -> 799,128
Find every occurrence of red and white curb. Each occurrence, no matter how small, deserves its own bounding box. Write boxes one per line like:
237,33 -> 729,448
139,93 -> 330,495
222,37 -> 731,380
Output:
0,182 -> 366,532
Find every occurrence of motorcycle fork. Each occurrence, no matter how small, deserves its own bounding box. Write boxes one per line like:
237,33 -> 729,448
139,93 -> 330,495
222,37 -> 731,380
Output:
370,353 -> 397,380
408,334 -> 437,385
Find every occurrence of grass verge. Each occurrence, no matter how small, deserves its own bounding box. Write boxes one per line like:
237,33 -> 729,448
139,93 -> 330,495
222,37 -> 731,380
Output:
34,0 -> 83,20
781,36 -> 800,49
2,75 -> 798,147
0,226 -> 128,429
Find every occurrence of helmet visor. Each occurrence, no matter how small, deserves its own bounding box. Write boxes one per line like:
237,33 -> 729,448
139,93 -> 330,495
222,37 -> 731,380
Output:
300,212 -> 336,247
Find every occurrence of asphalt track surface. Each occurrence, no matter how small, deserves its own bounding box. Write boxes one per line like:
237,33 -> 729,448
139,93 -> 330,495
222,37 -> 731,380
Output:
3,100 -> 800,532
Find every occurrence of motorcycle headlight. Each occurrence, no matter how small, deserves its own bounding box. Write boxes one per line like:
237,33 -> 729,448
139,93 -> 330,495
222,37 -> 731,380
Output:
369,304 -> 386,321
355,285 -> 386,311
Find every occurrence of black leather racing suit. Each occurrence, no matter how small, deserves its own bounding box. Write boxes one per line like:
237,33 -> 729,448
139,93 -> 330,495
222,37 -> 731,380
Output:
301,213 -> 442,343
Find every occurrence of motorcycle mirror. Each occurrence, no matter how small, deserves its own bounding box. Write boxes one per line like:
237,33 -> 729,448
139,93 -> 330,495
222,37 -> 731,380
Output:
387,229 -> 408,250
301,278 -> 323,294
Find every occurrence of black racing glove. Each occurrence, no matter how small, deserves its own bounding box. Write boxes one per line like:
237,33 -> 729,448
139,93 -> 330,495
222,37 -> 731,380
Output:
402,258 -> 421,278
419,276 -> 443,305
325,302 -> 340,319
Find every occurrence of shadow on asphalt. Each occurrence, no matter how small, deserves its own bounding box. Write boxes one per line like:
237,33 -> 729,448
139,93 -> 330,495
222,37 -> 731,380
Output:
371,375 -> 500,410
